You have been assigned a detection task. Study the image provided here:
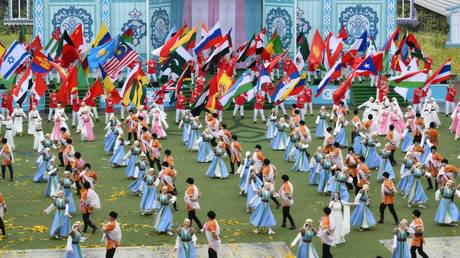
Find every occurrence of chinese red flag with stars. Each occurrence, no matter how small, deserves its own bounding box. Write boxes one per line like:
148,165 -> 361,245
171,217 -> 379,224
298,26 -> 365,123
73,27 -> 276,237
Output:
307,30 -> 324,70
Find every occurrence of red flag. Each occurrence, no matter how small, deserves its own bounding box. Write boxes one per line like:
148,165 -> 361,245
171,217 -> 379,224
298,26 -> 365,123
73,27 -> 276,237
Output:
371,51 -> 384,72
159,25 -> 186,63
30,36 -> 43,52
57,66 -> 77,105
32,73 -> 48,100
308,30 -> 324,69
110,89 -> 122,104
61,30 -> 80,68
338,26 -> 348,40
70,24 -> 84,51
206,73 -> 219,111
266,50 -> 287,72
333,72 -> 353,104
89,79 -> 104,98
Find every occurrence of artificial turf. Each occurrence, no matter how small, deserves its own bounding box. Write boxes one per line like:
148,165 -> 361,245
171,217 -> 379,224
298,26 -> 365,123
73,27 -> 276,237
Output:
0,108 -> 458,258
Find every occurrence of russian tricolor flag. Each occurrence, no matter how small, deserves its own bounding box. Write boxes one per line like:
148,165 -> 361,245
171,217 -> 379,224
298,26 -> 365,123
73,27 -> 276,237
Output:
194,22 -> 223,56
316,57 -> 342,97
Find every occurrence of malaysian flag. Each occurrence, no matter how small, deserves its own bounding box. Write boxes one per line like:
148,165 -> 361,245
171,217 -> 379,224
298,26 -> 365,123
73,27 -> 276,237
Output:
103,42 -> 138,80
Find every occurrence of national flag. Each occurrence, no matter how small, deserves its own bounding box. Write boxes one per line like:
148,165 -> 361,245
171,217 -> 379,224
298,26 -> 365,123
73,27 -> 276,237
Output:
93,22 -> 111,47
12,66 -> 32,105
423,58 -> 451,93
333,72 -> 353,104
270,71 -> 301,103
265,50 -> 287,72
205,34 -> 230,65
18,25 -> 26,44
220,70 -> 253,108
191,86 -> 209,116
316,57 -> 342,97
61,30 -> 80,68
0,40 -> 30,79
29,36 -> 43,53
406,33 -> 424,59
159,25 -> 186,63
206,73 -> 219,112
74,64 -> 88,94
175,63 -> 191,95
70,23 -> 84,52
354,55 -> 378,76
281,73 -> 306,101
251,65 -> 272,101
121,27 -> 135,44
371,51 -> 384,73
383,27 -> 400,53
102,41 -> 138,79
395,33 -> 409,61
121,64 -> 139,105
338,26 -> 348,40
92,73 -> 107,97
160,46 -> 192,82
129,67 -> 147,108
307,30 -> 324,69
324,32 -> 343,69
261,30 -> 284,60
0,41 -> 6,62
44,27 -> 61,58
31,73 -> 48,101
50,61 -> 68,81
294,49 -> 305,72
342,31 -> 368,65
87,36 -> 120,69
296,32 -> 309,62
255,28 -> 267,54
171,26 -> 197,52
237,35 -> 255,62
389,69 -> 428,88
194,22 -> 223,56
32,50 -> 52,74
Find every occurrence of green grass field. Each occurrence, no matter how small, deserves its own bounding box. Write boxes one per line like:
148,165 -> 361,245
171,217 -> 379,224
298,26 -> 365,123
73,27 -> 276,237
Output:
0,108 -> 458,258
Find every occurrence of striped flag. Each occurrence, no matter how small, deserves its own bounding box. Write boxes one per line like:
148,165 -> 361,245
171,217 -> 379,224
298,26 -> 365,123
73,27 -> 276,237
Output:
44,27 -> 61,58
12,65 -> 32,104
0,41 -> 29,79
220,70 -> 253,108
389,69 -> 428,88
422,58 -> 451,93
31,73 -> 48,101
270,71 -> 301,103
191,86 -> 209,116
102,42 -> 138,80
316,57 -> 342,97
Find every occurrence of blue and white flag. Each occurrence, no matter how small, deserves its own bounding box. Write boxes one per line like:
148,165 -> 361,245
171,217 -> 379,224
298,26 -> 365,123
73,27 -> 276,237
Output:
0,40 -> 29,79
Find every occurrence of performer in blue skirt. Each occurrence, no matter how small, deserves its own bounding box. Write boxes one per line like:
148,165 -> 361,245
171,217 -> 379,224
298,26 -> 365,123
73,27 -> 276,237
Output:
290,219 -> 319,258
351,184 -> 376,230
103,116 -> 121,154
44,191 -> 70,239
64,221 -> 85,258
271,118 -> 289,151
174,218 -> 197,258
317,157 -> 332,194
285,128 -> 300,161
397,154 -> 415,195
60,171 -> 76,214
197,128 -> 213,163
266,109 -> 278,140
123,140 -> 141,178
309,147 -> 324,185
391,219 -> 411,258
327,169 -> 351,202
333,115 -> 348,147
434,180 -> 459,225
403,162 -> 428,208
140,168 -> 158,215
154,186 -> 174,235
238,152 -> 252,195
186,117 -> 201,151
315,106 -> 329,138
179,110 -> 193,144
292,137 -> 310,173
108,135 -> 126,167
33,147 -> 52,182
128,154 -> 149,194
206,141 -> 228,179
45,159 -> 59,197
250,182 -> 276,235
364,133 -> 381,169
377,143 -> 395,182
400,126 -> 413,153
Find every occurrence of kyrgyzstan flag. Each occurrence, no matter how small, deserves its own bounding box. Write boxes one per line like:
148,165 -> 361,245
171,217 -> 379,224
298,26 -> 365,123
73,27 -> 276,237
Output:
307,30 -> 324,70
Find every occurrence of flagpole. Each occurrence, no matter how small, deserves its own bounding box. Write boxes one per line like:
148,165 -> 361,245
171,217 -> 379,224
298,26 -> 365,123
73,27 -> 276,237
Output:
146,0 -> 150,77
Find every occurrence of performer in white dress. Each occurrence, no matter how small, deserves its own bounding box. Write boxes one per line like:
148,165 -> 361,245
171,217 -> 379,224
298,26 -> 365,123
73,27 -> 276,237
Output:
12,105 -> 26,136
28,105 -> 40,135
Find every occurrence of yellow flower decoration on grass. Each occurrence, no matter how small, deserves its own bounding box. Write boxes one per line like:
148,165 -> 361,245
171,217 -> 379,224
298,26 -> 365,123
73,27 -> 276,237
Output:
109,191 -> 126,202
31,225 -> 49,233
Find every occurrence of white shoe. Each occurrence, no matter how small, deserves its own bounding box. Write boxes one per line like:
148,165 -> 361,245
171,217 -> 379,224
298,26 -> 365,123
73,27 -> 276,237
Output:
166,231 -> 173,236
268,228 -> 275,235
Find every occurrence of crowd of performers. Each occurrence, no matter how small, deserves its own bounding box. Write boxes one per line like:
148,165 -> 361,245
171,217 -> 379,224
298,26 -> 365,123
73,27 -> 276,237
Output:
0,68 -> 460,258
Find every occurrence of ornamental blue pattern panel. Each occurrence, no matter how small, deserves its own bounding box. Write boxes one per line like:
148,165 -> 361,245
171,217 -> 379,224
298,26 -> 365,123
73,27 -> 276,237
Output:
297,0 -> 322,42
263,0 -> 295,55
386,0 -> 397,39
34,0 -> 45,40
322,0 -> 332,37
111,0 -> 147,57
51,6 -> 95,43
101,0 -> 111,28
150,0 -> 171,50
